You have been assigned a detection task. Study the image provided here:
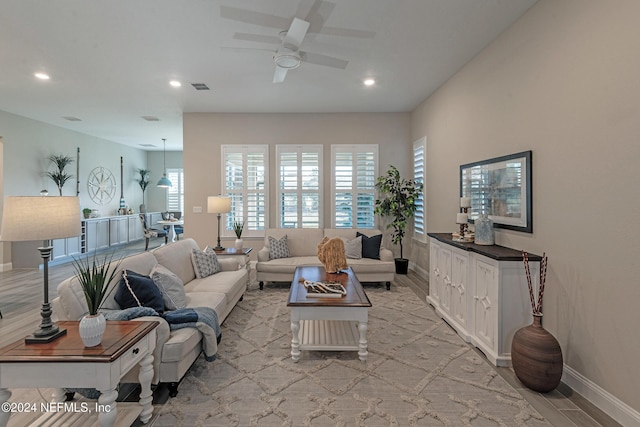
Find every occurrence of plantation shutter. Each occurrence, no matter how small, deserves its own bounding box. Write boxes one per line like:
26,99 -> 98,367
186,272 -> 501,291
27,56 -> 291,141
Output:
277,145 -> 322,228
413,138 -> 426,241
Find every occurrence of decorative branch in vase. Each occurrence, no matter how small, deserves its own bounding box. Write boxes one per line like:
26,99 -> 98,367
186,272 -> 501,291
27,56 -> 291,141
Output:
511,251 -> 563,393
136,168 -> 151,212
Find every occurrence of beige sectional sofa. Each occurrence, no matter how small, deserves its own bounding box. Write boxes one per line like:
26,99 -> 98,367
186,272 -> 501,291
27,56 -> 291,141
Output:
256,228 -> 395,290
52,238 -> 248,397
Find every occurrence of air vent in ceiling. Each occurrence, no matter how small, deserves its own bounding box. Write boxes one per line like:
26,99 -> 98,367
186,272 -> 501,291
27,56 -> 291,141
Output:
191,83 -> 210,90
139,143 -> 156,148
62,116 -> 82,121
141,116 -> 160,121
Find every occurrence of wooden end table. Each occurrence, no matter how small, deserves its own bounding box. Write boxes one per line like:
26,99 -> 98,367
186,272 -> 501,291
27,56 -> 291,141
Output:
214,247 -> 252,287
0,320 -> 157,427
287,266 -> 372,362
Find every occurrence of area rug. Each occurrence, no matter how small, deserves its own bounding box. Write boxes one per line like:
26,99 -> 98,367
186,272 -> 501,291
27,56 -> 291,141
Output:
153,282 -> 550,426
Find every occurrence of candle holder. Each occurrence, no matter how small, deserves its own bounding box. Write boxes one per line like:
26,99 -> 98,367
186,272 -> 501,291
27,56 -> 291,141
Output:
454,207 -> 469,241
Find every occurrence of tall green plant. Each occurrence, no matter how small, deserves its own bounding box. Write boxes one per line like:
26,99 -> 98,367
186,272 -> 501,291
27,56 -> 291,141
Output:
136,168 -> 151,205
72,253 -> 122,315
374,165 -> 423,259
45,154 -> 74,196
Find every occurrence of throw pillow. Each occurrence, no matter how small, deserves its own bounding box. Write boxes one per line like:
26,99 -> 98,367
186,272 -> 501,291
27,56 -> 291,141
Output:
268,235 -> 290,259
343,236 -> 363,259
357,232 -> 383,260
151,265 -> 187,311
191,247 -> 221,279
114,270 -> 165,314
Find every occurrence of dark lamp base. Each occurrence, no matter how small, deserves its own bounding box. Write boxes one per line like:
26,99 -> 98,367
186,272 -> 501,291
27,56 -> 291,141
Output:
213,245 -> 225,251
25,326 -> 67,344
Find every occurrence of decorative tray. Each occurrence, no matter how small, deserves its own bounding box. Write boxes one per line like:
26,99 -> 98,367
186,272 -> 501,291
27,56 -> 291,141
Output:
302,280 -> 346,298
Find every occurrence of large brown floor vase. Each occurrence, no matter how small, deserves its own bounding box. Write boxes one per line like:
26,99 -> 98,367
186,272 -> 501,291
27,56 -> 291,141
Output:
511,313 -> 563,393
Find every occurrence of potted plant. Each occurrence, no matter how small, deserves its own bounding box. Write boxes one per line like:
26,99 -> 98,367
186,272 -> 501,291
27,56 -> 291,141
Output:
45,154 -> 74,196
232,220 -> 244,251
82,208 -> 92,219
374,165 -> 423,274
72,252 -> 122,347
136,168 -> 151,212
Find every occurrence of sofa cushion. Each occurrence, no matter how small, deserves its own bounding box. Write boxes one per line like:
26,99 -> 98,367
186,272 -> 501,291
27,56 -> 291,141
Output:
151,265 -> 187,310
268,235 -> 290,259
357,232 -> 383,259
161,326 -> 204,363
343,236 -> 362,259
191,247 -> 221,278
115,270 -> 165,314
152,238 -> 199,285
101,251 -> 159,311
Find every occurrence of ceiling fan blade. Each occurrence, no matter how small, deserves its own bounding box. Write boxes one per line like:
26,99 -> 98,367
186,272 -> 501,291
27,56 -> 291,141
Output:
233,33 -> 282,45
220,5 -> 290,29
282,17 -> 310,49
297,0 -> 336,34
321,26 -> 376,39
300,51 -> 348,69
273,66 -> 288,83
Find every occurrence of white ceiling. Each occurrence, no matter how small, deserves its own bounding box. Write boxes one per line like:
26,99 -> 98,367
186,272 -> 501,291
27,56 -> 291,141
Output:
0,0 -> 537,151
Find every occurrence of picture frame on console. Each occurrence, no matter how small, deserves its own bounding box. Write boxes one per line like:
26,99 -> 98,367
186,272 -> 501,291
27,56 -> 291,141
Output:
460,150 -> 532,233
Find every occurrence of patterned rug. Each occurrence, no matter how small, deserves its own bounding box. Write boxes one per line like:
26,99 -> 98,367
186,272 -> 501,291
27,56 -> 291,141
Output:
152,282 -> 549,426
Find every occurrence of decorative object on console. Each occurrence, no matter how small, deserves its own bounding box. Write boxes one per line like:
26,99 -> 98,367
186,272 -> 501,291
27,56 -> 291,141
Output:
45,154 -> 74,196
374,165 -> 423,274
157,138 -> 172,188
136,168 -> 151,213
317,236 -> 348,274
119,156 -> 126,214
208,196 -> 232,250
511,251 -> 563,393
0,196 -> 82,343
474,213 -> 494,245
82,208 -> 92,219
73,252 -> 123,347
233,220 -> 244,250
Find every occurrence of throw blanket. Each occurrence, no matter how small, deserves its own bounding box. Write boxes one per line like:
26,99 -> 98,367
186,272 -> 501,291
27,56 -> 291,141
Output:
102,306 -> 221,361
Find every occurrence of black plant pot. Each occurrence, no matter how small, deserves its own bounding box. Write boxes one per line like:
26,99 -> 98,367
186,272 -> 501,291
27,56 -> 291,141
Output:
395,258 -> 409,274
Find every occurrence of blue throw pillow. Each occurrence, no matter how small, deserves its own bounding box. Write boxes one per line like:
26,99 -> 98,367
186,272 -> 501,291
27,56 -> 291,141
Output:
115,270 -> 165,314
357,232 -> 383,260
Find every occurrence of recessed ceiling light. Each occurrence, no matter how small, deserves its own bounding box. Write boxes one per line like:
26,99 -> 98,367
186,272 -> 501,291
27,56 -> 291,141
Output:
169,80 -> 182,87
34,72 -> 50,80
363,78 -> 376,86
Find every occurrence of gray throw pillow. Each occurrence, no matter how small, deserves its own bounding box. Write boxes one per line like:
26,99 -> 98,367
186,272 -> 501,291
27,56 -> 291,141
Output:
343,236 -> 362,259
190,247 -> 221,279
151,265 -> 187,310
268,235 -> 290,259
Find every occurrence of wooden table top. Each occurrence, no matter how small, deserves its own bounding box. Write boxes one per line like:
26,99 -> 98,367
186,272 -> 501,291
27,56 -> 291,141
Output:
0,321 -> 158,363
213,247 -> 252,255
287,266 -> 372,308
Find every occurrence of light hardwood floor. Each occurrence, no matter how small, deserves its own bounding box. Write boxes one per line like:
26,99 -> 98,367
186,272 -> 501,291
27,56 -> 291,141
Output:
0,239 -> 619,426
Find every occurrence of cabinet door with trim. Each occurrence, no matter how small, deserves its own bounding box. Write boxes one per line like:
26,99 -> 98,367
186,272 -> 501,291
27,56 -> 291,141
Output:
450,251 -> 468,333
428,241 -> 442,306
472,257 -> 498,355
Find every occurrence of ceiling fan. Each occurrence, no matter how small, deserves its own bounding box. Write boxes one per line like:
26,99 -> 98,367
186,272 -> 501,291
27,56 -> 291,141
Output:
220,1 -> 374,83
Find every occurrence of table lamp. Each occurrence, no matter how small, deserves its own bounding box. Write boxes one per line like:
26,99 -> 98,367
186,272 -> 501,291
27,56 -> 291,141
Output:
207,196 -> 231,251
0,196 -> 82,343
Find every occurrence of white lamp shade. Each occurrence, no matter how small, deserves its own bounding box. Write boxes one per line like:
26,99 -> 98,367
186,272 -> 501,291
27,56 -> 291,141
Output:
207,196 -> 231,214
0,196 -> 82,241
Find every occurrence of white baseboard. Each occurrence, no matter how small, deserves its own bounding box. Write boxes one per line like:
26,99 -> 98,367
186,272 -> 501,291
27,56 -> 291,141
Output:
563,364 -> 640,426
0,262 -> 12,272
409,263 -> 428,280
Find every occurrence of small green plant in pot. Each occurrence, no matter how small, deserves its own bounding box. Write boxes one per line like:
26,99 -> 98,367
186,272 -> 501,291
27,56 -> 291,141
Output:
72,252 -> 122,346
233,220 -> 244,250
374,165 -> 423,274
82,208 -> 92,219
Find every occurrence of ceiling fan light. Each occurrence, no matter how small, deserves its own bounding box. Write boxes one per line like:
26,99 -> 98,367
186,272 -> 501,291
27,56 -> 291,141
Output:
274,52 -> 301,69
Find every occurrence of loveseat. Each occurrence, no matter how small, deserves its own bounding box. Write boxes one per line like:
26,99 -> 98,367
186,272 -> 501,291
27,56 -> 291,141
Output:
256,228 -> 395,290
52,238 -> 248,397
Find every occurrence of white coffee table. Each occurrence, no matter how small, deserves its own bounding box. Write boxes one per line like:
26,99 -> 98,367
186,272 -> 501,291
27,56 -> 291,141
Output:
287,266 -> 372,362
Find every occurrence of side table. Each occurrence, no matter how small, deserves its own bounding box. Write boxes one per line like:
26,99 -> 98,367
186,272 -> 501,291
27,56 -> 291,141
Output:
0,320 -> 158,427
214,247 -> 252,287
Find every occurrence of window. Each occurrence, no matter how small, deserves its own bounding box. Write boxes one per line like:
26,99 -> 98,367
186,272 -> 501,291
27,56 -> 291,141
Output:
331,145 -> 378,229
413,137 -> 426,242
222,145 -> 268,237
276,145 -> 323,228
166,168 -> 184,213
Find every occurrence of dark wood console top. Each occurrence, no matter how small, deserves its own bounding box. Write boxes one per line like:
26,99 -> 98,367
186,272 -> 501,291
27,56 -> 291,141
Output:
427,233 -> 542,261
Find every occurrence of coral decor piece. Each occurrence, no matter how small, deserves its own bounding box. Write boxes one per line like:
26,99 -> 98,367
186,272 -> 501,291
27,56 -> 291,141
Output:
317,237 -> 348,274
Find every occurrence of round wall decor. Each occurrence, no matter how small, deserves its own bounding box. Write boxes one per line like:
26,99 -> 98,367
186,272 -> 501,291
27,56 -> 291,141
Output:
87,166 -> 116,205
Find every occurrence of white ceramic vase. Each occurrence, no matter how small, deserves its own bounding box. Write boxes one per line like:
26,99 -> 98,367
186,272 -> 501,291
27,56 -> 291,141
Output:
235,238 -> 243,251
79,313 -> 106,347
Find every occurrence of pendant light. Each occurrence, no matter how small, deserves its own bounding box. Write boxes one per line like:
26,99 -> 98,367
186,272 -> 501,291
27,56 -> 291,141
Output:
157,138 -> 172,188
